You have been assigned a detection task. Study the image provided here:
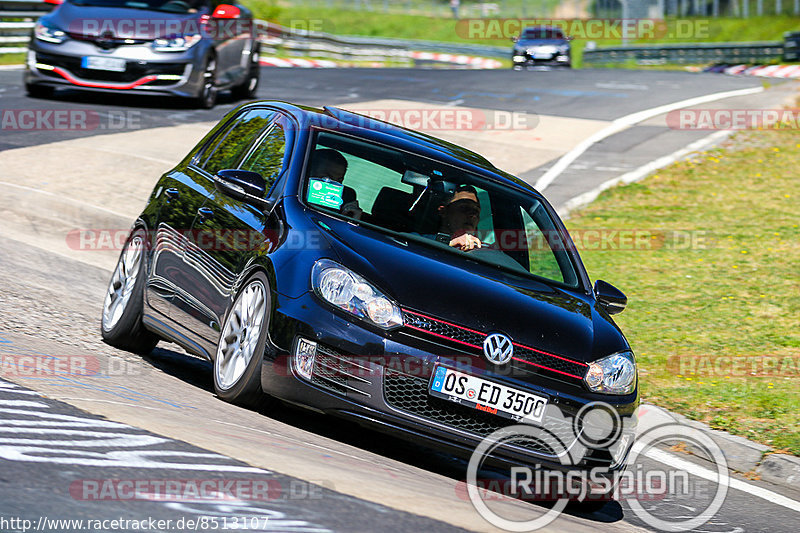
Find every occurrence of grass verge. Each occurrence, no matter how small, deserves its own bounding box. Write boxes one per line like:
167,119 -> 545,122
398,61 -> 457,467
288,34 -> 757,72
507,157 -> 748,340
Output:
564,128 -> 800,455
0,53 -> 25,66
248,3 -> 799,68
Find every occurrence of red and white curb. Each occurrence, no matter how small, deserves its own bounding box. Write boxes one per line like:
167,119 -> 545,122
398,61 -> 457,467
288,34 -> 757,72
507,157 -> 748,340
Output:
259,57 -> 338,68
409,51 -> 502,69
723,64 -> 800,79
259,53 -> 503,69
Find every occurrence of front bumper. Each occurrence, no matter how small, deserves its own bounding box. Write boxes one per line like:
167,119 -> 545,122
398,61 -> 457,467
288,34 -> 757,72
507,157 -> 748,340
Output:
24,41 -> 202,97
512,52 -> 571,68
262,290 -> 638,480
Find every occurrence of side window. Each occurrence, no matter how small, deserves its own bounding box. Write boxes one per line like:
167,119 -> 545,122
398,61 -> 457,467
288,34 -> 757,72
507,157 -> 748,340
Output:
199,109 -> 275,176
520,205 -> 565,284
239,122 -> 286,190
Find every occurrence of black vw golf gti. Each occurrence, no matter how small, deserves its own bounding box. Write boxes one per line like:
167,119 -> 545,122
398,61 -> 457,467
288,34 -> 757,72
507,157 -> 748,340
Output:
101,101 -> 638,497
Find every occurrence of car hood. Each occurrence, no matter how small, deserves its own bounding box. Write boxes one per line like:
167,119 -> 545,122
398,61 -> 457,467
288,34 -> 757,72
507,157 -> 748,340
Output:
315,216 -> 628,364
49,3 -> 200,40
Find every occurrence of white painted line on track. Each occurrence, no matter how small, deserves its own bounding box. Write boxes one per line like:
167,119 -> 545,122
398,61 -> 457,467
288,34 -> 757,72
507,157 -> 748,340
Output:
534,86 -> 764,192
559,129 -> 731,216
0,400 -> 49,408
0,180 -> 131,219
0,64 -> 23,70
643,447 -> 800,514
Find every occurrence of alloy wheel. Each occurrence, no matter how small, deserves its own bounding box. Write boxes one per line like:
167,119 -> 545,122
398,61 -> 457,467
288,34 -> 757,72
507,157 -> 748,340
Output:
102,235 -> 143,332
215,280 -> 267,390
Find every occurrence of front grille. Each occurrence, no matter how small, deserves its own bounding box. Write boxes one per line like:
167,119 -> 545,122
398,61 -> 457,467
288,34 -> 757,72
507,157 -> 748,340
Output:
383,370 -> 578,456
403,310 -> 485,348
513,346 -> 586,378
311,344 -> 371,397
35,52 -> 186,83
401,309 -> 587,380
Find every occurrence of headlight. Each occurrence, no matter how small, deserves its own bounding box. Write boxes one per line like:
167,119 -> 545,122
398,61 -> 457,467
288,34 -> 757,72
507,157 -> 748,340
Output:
151,34 -> 202,52
584,351 -> 637,394
34,20 -> 66,44
312,259 -> 403,329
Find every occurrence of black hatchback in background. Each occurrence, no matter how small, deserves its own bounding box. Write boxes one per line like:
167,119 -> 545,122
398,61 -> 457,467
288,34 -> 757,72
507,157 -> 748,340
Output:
24,0 -> 260,107
101,101 -> 637,502
512,26 -> 571,69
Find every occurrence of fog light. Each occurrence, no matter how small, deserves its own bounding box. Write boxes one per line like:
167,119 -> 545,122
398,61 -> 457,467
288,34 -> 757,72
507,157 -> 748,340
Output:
294,338 -> 317,380
556,55 -> 569,62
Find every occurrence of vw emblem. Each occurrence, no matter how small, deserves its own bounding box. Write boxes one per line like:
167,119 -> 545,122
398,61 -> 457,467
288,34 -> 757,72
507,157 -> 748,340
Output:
483,333 -> 513,365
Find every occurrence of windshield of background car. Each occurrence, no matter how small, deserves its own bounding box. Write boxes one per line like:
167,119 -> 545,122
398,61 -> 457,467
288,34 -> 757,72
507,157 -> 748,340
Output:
68,0 -> 209,14
303,131 -> 580,288
522,28 -> 565,40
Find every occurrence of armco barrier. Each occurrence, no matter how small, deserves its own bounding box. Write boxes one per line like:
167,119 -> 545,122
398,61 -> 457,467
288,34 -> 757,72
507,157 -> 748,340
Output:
785,31 -> 800,62
583,41 -> 786,65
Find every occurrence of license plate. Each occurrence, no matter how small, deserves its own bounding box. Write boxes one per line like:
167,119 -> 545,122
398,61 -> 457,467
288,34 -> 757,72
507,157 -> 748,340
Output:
533,51 -> 554,59
81,56 -> 126,72
429,366 -> 548,424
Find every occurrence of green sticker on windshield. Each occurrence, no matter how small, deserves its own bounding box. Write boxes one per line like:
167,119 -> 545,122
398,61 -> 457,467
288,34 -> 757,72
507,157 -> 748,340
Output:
307,179 -> 344,209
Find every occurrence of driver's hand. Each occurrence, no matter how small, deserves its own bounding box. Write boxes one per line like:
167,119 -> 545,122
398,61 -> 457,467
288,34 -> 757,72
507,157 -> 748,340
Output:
449,233 -> 482,251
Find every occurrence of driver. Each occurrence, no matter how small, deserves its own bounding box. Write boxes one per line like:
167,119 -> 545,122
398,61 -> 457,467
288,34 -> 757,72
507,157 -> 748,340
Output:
436,185 -> 482,251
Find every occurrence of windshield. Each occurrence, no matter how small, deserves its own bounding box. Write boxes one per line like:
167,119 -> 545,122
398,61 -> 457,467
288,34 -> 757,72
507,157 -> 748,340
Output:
68,0 -> 208,14
303,131 -> 580,288
522,28 -> 565,40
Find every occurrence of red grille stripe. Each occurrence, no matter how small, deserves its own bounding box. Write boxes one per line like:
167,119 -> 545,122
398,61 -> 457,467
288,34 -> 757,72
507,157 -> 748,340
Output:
402,308 -> 587,379
405,324 -> 483,350
512,342 -> 588,367
51,67 -> 158,90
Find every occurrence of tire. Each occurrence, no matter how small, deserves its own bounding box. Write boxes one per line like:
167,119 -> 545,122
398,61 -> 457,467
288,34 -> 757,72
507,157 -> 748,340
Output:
567,498 -> 609,514
231,44 -> 260,100
26,83 -> 53,99
213,271 -> 271,407
193,55 -> 218,109
101,228 -> 159,354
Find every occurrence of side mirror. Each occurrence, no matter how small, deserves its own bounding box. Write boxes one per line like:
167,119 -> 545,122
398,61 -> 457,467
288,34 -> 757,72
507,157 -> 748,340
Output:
594,280 -> 627,315
215,169 -> 272,210
212,4 -> 241,19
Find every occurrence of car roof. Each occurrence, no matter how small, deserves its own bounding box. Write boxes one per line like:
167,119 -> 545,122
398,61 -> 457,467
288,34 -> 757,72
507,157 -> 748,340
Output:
240,100 -> 542,199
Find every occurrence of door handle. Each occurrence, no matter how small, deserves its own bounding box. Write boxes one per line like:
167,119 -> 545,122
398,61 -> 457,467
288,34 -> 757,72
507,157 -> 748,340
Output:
165,188 -> 180,200
197,207 -> 214,221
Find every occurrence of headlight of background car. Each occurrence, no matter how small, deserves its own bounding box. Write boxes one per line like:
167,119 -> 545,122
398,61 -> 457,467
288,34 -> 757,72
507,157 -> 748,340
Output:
584,351 -> 637,394
312,259 -> 403,329
34,20 -> 66,44
151,34 -> 202,52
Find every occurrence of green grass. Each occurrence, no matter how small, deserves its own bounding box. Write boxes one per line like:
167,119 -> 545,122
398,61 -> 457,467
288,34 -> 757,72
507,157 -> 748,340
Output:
563,128 -> 800,455
247,2 -> 799,67
0,53 -> 25,66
